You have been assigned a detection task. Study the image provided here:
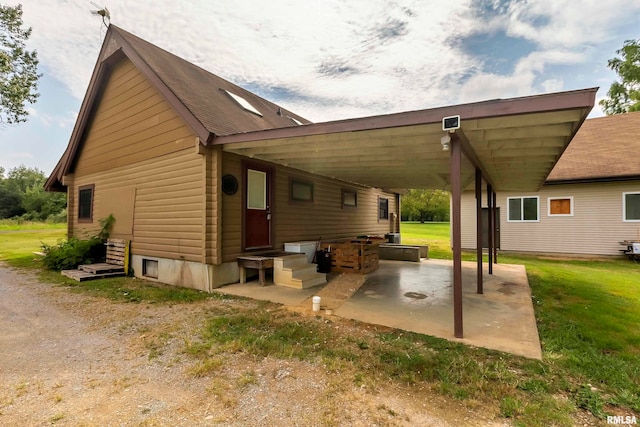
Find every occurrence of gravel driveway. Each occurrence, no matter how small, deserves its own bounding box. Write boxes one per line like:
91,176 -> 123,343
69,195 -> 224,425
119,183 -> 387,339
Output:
0,265 -> 504,426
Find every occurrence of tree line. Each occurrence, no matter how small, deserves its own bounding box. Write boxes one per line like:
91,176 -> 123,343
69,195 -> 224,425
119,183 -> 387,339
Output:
401,189 -> 450,222
0,165 -> 66,222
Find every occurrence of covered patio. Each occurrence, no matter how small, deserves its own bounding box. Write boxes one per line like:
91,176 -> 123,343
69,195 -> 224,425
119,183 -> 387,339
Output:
213,88 -> 597,341
215,258 -> 541,359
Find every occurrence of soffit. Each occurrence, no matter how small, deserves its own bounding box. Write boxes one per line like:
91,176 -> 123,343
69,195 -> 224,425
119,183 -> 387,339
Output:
218,90 -> 596,192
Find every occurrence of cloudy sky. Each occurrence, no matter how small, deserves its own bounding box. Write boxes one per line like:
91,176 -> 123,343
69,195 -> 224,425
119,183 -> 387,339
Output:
2,0 -> 639,175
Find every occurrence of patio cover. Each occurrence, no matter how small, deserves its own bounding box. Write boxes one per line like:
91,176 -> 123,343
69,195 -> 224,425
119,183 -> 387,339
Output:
213,88 -> 597,338
214,88 -> 597,193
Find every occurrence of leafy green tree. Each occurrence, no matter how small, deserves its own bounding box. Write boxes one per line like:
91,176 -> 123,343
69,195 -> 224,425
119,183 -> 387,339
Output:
4,164 -> 43,193
401,189 -> 450,222
600,39 -> 640,115
0,185 -> 24,217
1,4 -> 40,126
0,165 -> 66,220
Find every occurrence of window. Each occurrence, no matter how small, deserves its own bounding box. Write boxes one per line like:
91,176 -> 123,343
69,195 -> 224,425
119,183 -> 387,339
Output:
78,184 -> 94,222
548,197 -> 573,216
247,169 -> 267,209
142,259 -> 158,279
379,197 -> 389,220
290,179 -> 313,202
623,192 -> 640,222
342,189 -> 357,208
507,196 -> 539,222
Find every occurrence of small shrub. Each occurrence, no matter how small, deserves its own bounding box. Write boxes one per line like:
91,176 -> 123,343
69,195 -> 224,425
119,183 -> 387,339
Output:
40,214 -> 115,271
41,237 -> 105,270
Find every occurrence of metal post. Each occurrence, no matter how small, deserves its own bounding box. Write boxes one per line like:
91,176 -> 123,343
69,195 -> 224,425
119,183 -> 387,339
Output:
451,135 -> 463,338
487,184 -> 494,274
493,191 -> 498,264
475,168 -> 483,294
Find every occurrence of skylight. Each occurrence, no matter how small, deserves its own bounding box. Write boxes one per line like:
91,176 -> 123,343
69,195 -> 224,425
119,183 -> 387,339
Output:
288,116 -> 303,126
223,90 -> 263,117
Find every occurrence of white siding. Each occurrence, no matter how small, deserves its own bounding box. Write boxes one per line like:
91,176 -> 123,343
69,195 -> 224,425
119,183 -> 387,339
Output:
461,181 -> 640,256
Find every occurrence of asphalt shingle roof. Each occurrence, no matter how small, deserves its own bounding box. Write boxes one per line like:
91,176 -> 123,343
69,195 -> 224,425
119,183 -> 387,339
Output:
112,25 -> 311,137
547,111 -> 640,182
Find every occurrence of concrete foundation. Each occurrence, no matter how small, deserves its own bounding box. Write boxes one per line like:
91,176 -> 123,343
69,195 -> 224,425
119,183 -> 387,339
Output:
131,256 -> 240,292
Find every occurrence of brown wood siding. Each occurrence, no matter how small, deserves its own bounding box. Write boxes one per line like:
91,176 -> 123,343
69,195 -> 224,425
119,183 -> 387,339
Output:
221,153 -> 243,261
202,146 -> 220,264
67,57 -> 208,263
73,58 -> 194,177
221,152 -> 399,263
70,148 -> 205,262
461,181 -> 640,256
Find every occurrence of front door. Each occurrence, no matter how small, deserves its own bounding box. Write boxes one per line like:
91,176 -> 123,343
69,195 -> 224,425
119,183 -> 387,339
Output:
481,207 -> 501,249
245,165 -> 272,249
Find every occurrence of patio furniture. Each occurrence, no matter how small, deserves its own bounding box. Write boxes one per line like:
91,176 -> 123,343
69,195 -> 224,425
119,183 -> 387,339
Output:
237,256 -> 274,286
619,241 -> 640,261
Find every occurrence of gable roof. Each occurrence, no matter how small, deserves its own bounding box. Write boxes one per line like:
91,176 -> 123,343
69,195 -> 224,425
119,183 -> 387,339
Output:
46,25 -> 597,193
111,26 -> 310,136
547,111 -> 640,183
45,25 -> 310,191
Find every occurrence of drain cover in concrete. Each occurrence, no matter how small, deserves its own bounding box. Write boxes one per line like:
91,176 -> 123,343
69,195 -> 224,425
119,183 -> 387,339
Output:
404,291 -> 427,299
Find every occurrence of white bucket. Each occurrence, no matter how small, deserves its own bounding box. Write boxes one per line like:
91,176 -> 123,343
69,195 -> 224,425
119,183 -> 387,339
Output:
312,296 -> 321,312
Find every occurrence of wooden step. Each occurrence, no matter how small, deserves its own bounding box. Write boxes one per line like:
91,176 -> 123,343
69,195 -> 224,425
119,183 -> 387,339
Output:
61,269 -> 125,282
79,263 -> 125,274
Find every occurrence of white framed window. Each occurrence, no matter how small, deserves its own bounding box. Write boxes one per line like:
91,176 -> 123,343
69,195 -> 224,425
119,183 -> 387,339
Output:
507,196 -> 539,222
548,197 -> 573,217
623,192 -> 640,222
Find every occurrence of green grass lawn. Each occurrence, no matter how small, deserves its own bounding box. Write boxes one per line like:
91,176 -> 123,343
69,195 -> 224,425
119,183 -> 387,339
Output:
1,221 -> 638,425
400,221 -> 452,258
401,221 -> 640,421
0,223 -> 66,267
0,222 -> 210,303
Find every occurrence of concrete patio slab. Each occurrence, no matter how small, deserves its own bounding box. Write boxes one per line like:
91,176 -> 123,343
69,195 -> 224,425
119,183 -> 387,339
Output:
334,259 -> 542,359
214,259 -> 542,360
213,279 -> 318,306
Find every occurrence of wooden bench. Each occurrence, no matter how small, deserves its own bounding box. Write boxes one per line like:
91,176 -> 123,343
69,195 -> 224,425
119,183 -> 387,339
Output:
237,256 -> 274,286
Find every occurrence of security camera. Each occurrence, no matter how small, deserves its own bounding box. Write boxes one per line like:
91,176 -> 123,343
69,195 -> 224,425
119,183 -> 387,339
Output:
441,134 -> 451,151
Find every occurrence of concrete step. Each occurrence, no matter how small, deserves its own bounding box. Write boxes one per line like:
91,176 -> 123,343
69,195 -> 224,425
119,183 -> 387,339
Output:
278,273 -> 327,289
274,254 -> 309,270
273,254 -> 326,289
274,264 -> 317,284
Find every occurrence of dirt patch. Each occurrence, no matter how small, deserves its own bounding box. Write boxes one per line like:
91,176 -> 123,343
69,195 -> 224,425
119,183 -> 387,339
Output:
0,265 -> 510,426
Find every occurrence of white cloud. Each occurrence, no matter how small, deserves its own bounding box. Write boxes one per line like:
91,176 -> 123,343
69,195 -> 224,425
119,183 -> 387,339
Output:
14,0 -> 640,123
540,78 -> 564,93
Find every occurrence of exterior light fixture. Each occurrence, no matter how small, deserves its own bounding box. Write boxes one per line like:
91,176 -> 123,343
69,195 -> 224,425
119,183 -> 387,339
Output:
442,115 -> 460,131
441,134 -> 451,151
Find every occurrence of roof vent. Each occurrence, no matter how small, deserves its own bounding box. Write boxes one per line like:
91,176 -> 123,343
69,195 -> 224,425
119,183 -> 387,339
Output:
222,89 -> 263,117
